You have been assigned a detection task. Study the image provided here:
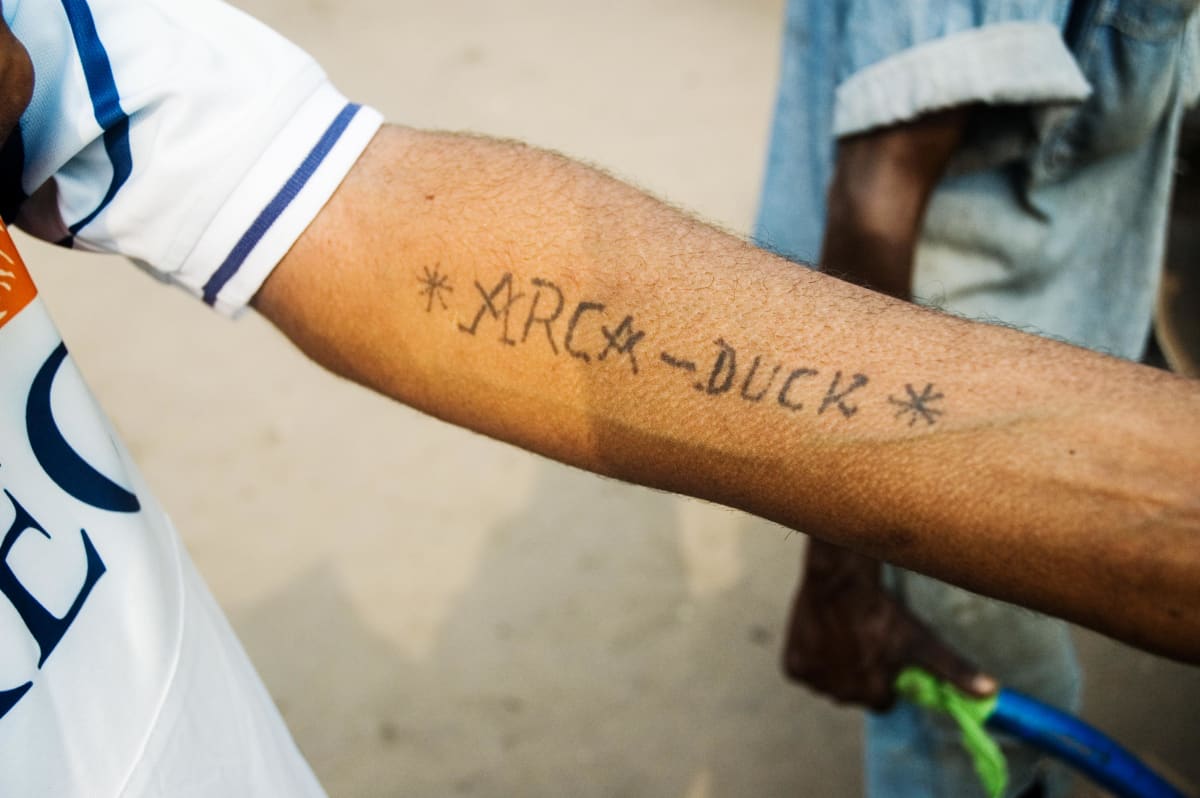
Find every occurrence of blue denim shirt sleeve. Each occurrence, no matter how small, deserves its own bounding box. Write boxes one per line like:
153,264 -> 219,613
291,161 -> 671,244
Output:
1183,13 -> 1200,105
754,0 -> 1090,264
834,0 -> 1090,135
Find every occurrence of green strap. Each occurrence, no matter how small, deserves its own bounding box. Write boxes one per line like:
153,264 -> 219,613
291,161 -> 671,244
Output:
894,667 -> 1007,798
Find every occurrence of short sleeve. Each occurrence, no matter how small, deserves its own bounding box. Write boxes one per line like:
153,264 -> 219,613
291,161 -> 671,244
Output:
7,0 -> 383,316
831,0 -> 1091,136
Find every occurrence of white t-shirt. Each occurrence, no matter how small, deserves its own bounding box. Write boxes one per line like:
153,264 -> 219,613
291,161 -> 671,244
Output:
7,0 -> 381,316
0,0 -> 382,794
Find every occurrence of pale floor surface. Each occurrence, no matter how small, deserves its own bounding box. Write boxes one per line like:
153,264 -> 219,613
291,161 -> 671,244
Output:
21,0 -> 1200,795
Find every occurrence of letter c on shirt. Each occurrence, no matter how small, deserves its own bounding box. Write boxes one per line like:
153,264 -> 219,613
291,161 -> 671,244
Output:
26,343 -> 139,514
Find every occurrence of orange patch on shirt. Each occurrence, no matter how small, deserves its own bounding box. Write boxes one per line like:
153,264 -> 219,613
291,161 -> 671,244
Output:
0,221 -> 37,330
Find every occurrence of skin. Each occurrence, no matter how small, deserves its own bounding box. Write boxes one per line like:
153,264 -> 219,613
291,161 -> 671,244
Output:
0,14 -> 31,160
254,126 -> 1200,663
783,108 -> 996,712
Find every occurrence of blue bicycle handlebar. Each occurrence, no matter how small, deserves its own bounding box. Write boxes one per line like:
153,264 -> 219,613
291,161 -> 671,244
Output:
987,689 -> 1188,798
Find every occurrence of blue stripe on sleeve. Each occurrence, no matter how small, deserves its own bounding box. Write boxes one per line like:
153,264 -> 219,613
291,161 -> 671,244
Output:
202,102 -> 362,306
60,0 -> 133,235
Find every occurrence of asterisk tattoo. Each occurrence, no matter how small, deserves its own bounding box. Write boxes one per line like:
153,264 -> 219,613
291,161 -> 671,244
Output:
417,264 -> 454,312
888,383 -> 944,426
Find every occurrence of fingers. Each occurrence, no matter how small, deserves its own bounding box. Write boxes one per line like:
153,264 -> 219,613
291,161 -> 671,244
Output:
904,628 -> 998,698
778,568 -> 999,711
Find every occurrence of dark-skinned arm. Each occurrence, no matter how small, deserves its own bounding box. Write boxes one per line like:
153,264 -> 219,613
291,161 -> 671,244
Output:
784,108 -> 998,711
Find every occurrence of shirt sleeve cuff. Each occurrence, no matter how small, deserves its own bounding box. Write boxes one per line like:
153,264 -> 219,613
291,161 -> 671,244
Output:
175,83 -> 383,318
833,21 -> 1091,137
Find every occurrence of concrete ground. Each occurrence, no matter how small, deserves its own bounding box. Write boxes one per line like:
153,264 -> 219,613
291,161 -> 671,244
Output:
21,0 -> 1199,795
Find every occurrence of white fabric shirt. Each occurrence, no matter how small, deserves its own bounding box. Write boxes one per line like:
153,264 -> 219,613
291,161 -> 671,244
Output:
0,0 -> 382,794
7,0 -> 381,316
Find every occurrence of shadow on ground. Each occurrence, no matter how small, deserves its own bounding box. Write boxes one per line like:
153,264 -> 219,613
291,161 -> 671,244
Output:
234,460 -> 862,797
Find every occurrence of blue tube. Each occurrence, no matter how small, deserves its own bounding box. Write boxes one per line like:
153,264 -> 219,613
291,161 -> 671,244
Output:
987,689 -> 1187,798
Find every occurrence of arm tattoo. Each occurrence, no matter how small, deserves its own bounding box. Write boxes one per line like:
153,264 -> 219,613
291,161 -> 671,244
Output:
888,383 -> 945,426
417,265 -> 453,312
416,266 -> 946,429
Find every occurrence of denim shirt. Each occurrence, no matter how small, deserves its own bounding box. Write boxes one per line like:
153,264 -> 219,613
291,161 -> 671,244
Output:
756,0 -> 1200,360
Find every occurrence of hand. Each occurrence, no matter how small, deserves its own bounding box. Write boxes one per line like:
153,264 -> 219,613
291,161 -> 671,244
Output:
782,538 -> 997,712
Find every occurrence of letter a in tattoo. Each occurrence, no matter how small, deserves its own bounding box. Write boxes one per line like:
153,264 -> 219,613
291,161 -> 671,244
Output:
818,371 -> 869,418
521,277 -> 565,354
778,367 -> 818,411
700,338 -> 737,394
565,302 -> 606,363
459,273 -> 525,345
598,316 -> 646,374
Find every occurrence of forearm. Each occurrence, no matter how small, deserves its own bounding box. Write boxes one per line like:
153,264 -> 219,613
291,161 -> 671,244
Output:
821,107 -> 969,300
803,110 -> 967,594
256,125 -> 1200,660
821,167 -> 919,300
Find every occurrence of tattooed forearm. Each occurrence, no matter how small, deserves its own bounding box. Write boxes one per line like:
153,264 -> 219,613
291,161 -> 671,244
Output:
421,266 -> 946,428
